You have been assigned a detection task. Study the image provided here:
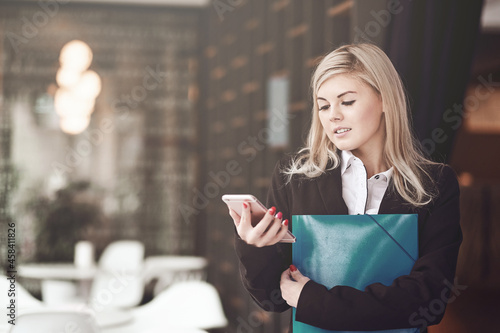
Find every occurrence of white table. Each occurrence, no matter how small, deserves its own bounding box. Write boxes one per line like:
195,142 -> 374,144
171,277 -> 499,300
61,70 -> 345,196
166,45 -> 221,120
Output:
18,263 -> 98,304
18,263 -> 97,280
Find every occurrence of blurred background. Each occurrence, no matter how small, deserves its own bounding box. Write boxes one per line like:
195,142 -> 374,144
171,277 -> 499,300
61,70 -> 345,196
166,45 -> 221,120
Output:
0,0 -> 499,332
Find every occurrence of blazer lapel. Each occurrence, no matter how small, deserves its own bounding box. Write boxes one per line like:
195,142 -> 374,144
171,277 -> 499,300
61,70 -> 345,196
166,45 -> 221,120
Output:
379,181 -> 416,214
315,166 -> 349,215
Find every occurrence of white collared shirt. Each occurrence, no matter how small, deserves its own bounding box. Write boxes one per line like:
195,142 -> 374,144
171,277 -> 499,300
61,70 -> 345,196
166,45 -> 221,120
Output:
341,150 -> 393,215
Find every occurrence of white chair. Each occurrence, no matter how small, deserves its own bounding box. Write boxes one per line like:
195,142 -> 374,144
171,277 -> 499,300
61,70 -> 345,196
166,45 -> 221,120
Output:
0,275 -> 42,309
141,327 -> 208,333
142,256 -> 208,296
9,309 -> 100,333
98,240 -> 144,271
17,282 -> 43,309
40,241 -> 95,306
1,276 -> 43,333
74,240 -> 95,268
130,280 -> 228,330
41,280 -> 81,306
102,327 -> 208,333
87,240 -> 145,310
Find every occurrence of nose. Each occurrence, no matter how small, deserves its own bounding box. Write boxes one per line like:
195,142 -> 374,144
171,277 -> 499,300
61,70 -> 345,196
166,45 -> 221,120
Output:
328,105 -> 342,121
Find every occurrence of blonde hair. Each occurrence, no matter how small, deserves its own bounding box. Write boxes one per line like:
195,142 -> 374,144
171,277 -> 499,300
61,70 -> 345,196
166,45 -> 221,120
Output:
284,43 -> 437,207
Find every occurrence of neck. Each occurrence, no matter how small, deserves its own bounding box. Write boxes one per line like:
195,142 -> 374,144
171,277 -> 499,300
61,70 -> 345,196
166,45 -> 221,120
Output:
351,149 -> 387,178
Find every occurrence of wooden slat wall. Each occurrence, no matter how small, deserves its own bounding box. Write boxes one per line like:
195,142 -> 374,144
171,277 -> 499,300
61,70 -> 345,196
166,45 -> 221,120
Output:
199,1 -> 355,331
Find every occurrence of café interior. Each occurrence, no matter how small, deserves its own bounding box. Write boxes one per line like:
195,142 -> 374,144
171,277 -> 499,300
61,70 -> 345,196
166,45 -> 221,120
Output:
1,0 -> 499,332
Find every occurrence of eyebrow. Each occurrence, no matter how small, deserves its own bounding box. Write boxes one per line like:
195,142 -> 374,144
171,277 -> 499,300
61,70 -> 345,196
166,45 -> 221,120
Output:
317,91 -> 357,101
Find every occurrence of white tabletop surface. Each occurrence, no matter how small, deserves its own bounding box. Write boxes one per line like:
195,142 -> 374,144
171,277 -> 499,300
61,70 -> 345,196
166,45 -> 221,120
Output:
18,263 -> 97,281
142,256 -> 207,282
143,256 -> 207,270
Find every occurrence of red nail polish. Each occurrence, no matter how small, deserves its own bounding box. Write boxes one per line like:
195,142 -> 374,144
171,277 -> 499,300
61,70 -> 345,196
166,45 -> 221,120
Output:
243,202 -> 248,209
276,212 -> 282,219
269,206 -> 276,215
290,264 -> 297,272
283,219 -> 288,226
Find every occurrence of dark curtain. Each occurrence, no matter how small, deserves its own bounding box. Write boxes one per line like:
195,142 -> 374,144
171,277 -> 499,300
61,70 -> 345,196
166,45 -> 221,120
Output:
386,0 -> 484,162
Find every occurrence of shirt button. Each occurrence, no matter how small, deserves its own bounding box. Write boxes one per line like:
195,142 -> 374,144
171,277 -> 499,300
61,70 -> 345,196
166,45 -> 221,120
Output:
375,175 -> 380,179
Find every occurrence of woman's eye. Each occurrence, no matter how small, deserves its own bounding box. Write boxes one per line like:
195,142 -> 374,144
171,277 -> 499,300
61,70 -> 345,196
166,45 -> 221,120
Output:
319,105 -> 330,111
342,100 -> 355,106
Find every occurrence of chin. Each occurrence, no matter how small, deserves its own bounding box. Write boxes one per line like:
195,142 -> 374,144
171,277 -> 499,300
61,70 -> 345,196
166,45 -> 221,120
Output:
333,142 -> 356,152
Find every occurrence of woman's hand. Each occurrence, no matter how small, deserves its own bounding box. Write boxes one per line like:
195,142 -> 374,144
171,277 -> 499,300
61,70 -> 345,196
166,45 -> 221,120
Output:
229,203 -> 289,247
280,265 -> 311,308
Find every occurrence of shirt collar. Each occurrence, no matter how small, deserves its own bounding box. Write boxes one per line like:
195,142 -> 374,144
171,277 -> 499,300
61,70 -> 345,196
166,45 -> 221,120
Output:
340,150 -> 394,180
380,166 -> 393,180
340,150 -> 356,175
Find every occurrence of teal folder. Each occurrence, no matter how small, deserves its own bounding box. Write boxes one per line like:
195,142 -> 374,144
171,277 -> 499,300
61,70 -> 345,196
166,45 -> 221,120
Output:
292,214 -> 419,333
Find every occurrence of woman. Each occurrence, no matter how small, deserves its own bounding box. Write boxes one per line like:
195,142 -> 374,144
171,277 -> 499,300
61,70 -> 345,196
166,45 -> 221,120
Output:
229,43 -> 461,331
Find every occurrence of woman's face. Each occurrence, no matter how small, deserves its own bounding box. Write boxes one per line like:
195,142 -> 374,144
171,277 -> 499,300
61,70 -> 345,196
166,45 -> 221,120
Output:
317,74 -> 385,157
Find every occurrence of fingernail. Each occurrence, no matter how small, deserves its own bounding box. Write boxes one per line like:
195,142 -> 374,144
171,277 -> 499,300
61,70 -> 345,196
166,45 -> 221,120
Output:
276,212 -> 282,219
242,202 -> 248,209
290,264 -> 297,272
283,219 -> 288,226
269,206 -> 276,215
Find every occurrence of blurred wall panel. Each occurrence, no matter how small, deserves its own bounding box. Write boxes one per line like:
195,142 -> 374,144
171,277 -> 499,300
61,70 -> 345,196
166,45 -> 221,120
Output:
0,3 -> 201,260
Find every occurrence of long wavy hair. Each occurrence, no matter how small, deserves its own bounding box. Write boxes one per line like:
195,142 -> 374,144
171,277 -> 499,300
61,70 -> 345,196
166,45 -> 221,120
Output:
284,43 -> 437,207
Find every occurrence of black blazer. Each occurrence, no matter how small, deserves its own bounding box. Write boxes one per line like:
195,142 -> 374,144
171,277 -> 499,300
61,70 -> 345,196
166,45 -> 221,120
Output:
235,156 -> 462,331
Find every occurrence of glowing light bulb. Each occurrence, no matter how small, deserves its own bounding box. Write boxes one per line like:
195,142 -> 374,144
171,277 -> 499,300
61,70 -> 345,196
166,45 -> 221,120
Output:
73,70 -> 102,99
54,89 -> 95,117
56,40 -> 101,135
56,68 -> 81,89
60,115 -> 91,135
59,40 -> 93,73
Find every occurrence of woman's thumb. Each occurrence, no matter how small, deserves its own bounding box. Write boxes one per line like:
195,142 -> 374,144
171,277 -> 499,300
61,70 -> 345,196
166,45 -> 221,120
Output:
290,264 -> 301,275
290,264 -> 309,283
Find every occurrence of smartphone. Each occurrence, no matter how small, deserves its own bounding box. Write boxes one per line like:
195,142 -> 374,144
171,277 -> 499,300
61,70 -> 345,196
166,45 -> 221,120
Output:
222,194 -> 296,243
